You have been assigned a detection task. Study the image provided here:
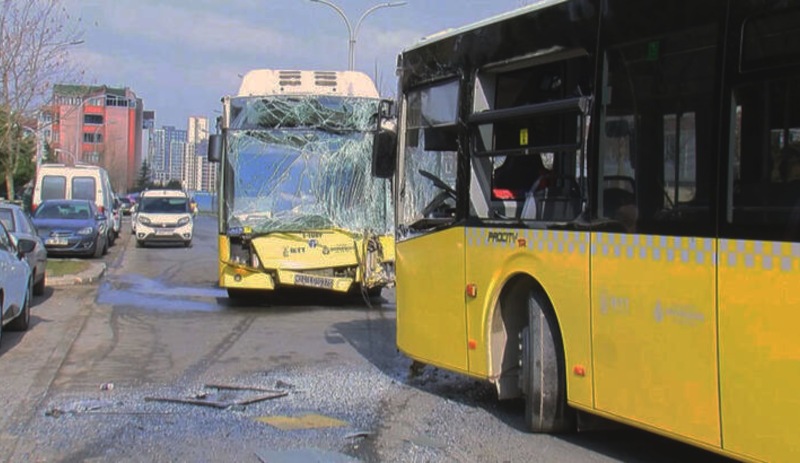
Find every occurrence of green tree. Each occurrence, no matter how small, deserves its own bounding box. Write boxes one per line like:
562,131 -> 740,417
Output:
0,107 -> 34,199
133,159 -> 152,192
165,179 -> 182,190
1,0 -> 83,199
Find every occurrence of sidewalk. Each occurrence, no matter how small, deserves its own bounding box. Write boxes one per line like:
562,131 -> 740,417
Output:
47,261 -> 107,287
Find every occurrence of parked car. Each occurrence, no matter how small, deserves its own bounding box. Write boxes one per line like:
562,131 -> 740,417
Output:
118,196 -> 133,215
32,164 -> 119,246
0,201 -> 48,295
134,189 -> 193,247
0,220 -> 35,345
31,199 -> 109,258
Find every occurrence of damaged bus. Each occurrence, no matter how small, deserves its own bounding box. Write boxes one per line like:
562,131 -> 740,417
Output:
208,69 -> 394,299
373,1 -> 800,462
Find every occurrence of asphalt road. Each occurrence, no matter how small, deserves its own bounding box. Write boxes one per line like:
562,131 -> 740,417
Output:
0,216 -> 735,462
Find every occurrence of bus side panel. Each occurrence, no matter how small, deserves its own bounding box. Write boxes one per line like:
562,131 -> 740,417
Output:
719,240 -> 800,463
592,233 -> 720,446
464,228 -> 593,407
396,228 -> 468,373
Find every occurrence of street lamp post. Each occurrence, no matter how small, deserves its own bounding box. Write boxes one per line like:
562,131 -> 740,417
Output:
53,148 -> 77,165
309,0 -> 406,70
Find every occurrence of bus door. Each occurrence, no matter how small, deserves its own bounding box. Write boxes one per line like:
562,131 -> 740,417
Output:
591,14 -> 722,446
394,83 -> 469,373
718,6 -> 800,461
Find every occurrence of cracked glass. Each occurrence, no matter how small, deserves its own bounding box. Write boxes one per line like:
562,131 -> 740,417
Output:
223,95 -> 391,235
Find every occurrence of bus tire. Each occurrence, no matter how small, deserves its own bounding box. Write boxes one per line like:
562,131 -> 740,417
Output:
521,290 -> 575,433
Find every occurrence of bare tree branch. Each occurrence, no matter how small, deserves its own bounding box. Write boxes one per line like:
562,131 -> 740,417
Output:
0,0 -> 84,198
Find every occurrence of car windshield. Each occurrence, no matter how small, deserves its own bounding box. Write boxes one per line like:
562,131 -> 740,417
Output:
0,208 -> 15,232
139,197 -> 188,213
35,203 -> 91,220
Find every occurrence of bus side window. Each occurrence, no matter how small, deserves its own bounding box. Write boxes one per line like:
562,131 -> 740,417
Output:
599,24 -> 718,235
728,79 -> 800,241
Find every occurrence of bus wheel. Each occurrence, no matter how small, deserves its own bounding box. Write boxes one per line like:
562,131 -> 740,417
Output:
520,290 -> 575,433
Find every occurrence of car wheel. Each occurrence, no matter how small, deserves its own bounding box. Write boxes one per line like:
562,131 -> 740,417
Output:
102,237 -> 109,255
108,230 -> 116,246
33,271 -> 46,296
8,278 -> 32,332
521,289 -> 575,433
136,239 -> 144,248
93,237 -> 105,258
184,240 -> 192,248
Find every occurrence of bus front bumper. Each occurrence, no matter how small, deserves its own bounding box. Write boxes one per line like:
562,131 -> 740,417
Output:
220,265 -> 354,293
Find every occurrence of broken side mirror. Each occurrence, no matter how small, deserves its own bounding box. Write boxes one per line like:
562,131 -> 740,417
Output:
372,99 -> 397,179
208,134 -> 222,163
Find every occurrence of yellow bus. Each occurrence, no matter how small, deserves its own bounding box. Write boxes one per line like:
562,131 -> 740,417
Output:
208,70 -> 394,300
371,1 -> 800,461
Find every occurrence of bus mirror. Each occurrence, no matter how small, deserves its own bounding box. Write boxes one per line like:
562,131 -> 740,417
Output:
372,128 -> 397,178
208,134 -> 222,163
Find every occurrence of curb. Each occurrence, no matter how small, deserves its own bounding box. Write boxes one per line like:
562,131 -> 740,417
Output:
48,262 -> 107,287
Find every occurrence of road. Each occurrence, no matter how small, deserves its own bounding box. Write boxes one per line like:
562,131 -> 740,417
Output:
0,216 -> 735,462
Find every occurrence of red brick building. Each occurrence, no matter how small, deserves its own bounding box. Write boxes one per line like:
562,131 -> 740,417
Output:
42,85 -> 144,193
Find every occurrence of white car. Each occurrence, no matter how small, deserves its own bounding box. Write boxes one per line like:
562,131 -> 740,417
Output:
0,220 -> 35,346
134,190 -> 193,248
0,202 -> 48,295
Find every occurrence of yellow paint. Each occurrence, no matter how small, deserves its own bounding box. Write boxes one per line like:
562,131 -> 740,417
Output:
464,228 -> 593,408
592,234 -> 719,446
396,228 -> 468,373
216,230 -> 394,293
254,413 -> 348,430
718,240 -> 800,463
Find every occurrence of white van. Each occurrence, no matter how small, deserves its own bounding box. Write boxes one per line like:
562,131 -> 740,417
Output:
133,189 -> 193,248
32,164 -> 120,245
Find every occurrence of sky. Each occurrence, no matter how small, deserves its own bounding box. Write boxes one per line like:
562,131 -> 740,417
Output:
59,0 -> 540,129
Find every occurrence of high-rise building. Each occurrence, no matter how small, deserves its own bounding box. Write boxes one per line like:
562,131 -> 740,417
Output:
150,125 -> 187,185
43,84 -> 144,193
183,116 -> 217,192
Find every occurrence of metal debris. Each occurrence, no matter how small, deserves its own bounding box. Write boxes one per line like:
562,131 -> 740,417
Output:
144,384 -> 288,409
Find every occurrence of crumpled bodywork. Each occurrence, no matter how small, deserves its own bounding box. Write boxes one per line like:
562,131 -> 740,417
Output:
219,95 -> 394,292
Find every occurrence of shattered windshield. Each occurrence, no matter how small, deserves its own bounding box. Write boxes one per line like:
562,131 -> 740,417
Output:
223,95 -> 391,234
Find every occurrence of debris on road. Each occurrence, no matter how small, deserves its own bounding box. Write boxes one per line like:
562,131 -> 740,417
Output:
144,384 -> 288,409
100,382 -> 114,391
45,399 -> 117,417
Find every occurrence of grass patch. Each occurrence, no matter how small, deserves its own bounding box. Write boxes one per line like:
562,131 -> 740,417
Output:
47,259 -> 91,277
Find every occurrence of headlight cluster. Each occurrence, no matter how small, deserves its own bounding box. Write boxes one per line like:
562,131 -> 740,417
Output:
77,227 -> 95,236
177,216 -> 191,226
139,216 -> 152,226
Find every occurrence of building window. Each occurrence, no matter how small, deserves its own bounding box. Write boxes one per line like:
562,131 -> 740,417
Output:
83,132 -> 102,143
84,114 -> 103,125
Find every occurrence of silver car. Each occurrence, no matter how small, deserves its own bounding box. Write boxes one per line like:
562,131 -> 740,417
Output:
0,202 -> 47,295
0,220 -> 35,346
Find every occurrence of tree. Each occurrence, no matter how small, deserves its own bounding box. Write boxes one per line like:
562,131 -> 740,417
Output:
165,179 -> 182,190
0,106 -> 34,198
0,0 -> 83,199
134,159 -> 153,192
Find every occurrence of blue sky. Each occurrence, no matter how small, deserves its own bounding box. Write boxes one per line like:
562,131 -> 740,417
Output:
61,0 -> 539,128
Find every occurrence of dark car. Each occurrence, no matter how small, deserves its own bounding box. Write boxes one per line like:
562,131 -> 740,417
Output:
32,199 -> 109,258
0,201 -> 48,294
118,196 -> 133,215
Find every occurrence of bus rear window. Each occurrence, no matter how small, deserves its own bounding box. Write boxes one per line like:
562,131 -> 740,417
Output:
72,177 -> 96,201
41,176 -> 66,200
